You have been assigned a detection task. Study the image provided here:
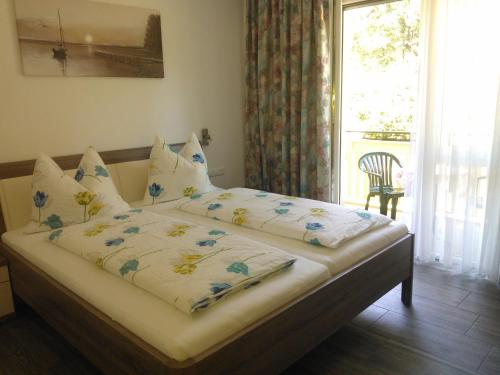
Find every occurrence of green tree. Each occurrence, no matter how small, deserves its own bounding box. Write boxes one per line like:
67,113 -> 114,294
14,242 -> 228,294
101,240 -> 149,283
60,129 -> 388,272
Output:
349,0 -> 420,136
353,0 -> 420,69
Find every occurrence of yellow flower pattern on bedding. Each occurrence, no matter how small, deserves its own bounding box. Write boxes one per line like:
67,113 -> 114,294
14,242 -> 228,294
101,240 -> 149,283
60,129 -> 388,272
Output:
218,192 -> 234,200
166,224 -> 192,237
182,254 -> 204,262
74,191 -> 96,206
233,208 -> 249,215
74,191 -> 98,222
174,248 -> 231,275
84,223 -> 111,237
232,208 -> 249,226
174,263 -> 197,275
174,249 -> 230,275
183,186 -> 197,197
176,188 -> 393,249
310,208 -> 327,216
233,215 -> 246,225
201,191 -> 235,207
48,209 -> 296,314
296,207 -> 328,222
88,202 -> 104,218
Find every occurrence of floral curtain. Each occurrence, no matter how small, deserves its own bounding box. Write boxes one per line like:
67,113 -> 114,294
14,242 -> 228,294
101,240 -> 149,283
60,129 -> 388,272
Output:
244,0 -> 332,201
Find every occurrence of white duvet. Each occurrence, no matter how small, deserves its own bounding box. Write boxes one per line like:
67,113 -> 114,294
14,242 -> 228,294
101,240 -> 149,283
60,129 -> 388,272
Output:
47,208 -> 296,314
177,188 -> 392,249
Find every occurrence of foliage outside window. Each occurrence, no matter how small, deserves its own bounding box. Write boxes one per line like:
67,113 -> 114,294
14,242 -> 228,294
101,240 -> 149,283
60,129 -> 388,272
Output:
344,0 -> 420,142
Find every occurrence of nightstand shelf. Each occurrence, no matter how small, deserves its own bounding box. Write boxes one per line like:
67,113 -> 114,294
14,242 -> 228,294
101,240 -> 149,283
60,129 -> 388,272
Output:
0,255 -> 15,320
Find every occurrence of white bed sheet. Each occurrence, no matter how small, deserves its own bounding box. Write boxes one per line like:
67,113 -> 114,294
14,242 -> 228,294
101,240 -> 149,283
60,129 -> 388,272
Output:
2,229 -> 329,362
139,200 -> 409,275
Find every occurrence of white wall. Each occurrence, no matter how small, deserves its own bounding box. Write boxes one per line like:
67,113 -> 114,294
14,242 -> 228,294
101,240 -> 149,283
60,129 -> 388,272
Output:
0,0 -> 245,188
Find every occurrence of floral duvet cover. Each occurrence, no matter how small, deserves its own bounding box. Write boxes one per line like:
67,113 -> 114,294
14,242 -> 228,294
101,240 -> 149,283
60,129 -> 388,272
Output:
47,208 -> 296,314
177,188 -> 392,249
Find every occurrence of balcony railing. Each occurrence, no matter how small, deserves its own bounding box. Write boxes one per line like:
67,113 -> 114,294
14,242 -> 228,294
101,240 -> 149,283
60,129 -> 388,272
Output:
346,130 -> 411,142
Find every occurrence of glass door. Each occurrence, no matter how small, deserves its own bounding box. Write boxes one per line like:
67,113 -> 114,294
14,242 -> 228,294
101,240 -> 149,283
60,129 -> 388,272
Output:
338,0 -> 421,225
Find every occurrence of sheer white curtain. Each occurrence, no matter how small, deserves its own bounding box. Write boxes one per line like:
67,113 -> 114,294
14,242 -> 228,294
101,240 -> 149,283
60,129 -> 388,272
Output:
412,0 -> 500,282
479,90 -> 500,282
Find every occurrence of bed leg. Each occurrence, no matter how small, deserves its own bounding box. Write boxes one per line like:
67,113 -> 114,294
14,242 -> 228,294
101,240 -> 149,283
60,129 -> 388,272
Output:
401,233 -> 415,306
401,275 -> 413,306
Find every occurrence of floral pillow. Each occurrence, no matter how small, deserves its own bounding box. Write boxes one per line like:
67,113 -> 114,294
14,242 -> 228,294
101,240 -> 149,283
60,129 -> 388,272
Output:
24,151 -> 128,234
144,133 -> 213,205
75,146 -> 129,213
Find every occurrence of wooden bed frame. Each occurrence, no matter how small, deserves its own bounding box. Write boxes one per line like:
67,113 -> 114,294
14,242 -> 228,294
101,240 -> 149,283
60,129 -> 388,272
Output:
0,146 -> 414,375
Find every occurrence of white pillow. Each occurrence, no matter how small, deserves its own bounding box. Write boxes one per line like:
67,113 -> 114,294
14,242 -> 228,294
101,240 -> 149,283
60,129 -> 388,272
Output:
24,152 -> 128,234
75,146 -> 129,213
144,133 -> 212,205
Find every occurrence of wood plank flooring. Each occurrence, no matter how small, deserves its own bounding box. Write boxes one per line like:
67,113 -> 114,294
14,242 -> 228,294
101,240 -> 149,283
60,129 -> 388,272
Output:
0,265 -> 499,375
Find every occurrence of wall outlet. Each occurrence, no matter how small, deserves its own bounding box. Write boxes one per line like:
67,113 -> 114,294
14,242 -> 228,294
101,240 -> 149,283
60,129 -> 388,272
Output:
209,167 -> 225,177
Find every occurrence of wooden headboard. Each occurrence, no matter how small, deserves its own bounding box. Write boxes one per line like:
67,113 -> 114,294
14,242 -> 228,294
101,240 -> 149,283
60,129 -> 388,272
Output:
0,143 -> 185,235
0,143 -> 185,179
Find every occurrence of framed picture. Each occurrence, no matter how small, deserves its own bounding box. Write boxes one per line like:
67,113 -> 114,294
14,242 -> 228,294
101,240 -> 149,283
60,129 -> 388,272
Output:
14,0 -> 164,78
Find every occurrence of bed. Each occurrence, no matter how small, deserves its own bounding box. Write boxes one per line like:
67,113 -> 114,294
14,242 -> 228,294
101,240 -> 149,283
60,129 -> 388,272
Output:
0,145 -> 414,375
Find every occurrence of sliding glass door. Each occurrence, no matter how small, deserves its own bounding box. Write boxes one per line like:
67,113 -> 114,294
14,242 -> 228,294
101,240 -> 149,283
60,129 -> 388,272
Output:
334,0 -> 420,225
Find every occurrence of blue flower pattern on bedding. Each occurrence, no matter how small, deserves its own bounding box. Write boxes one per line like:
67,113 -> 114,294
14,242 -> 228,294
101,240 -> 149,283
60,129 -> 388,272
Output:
105,238 -> 124,247
210,282 -> 232,295
33,191 -> 48,208
309,238 -> 322,246
33,191 -> 49,225
94,165 -> 109,177
260,206 -> 290,228
74,164 -> 109,182
208,203 -> 222,211
74,167 -> 85,182
192,153 -> 205,163
123,226 -> 140,234
148,183 -> 164,204
191,298 -> 210,310
306,222 -> 324,231
356,211 -> 372,220
302,222 -> 325,241
49,229 -> 63,241
208,229 -> 226,236
42,214 -> 63,229
120,259 -> 139,276
227,262 -> 249,276
197,239 -> 217,247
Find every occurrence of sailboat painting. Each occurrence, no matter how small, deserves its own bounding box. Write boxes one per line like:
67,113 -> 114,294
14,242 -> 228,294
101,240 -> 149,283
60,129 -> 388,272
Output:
14,0 -> 164,78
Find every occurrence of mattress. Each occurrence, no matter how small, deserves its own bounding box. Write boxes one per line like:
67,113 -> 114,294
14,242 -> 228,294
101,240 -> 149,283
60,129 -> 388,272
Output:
1,228 -> 330,362
139,200 -> 409,275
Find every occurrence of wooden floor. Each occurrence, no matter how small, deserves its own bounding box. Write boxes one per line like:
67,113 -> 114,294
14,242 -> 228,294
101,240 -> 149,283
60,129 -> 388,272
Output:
1,265 -> 499,375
